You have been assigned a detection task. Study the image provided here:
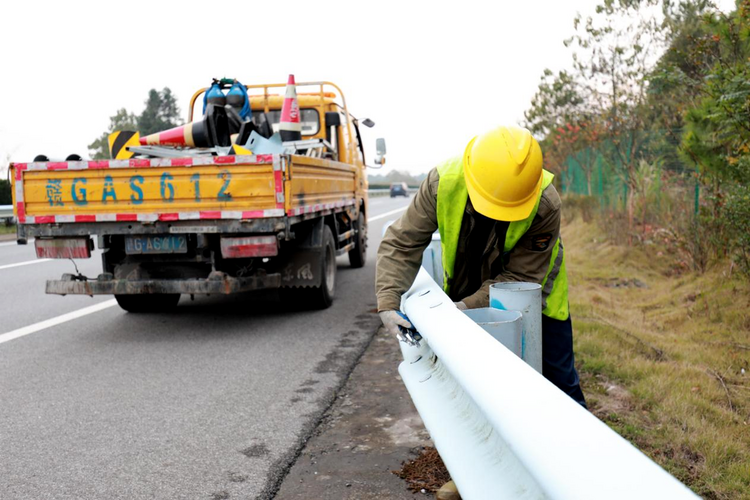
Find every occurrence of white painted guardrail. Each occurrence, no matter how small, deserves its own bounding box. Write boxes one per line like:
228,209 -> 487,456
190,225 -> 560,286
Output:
398,267 -> 699,500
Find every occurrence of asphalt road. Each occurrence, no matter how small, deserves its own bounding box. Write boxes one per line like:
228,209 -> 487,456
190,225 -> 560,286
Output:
0,194 -> 412,500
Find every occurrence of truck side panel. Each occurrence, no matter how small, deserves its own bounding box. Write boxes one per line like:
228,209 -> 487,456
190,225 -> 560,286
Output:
13,155 -> 284,224
22,165 -> 278,216
286,156 -> 358,216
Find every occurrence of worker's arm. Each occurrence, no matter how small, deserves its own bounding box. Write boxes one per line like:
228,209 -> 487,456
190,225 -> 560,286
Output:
376,169 -> 440,312
461,184 -> 562,309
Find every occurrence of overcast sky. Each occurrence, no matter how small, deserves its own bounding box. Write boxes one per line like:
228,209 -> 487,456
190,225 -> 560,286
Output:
0,0 -> 735,177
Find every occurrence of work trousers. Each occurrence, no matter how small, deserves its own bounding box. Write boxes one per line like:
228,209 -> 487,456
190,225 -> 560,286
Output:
542,314 -> 587,408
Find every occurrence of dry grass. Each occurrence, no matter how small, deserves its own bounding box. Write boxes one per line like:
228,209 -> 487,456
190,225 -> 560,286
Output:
564,216 -> 750,499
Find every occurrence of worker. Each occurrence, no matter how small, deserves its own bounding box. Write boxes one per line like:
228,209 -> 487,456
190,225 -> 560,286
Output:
376,126 -> 586,407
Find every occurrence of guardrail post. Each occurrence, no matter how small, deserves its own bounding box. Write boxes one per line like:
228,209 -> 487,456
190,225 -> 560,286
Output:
490,282 -> 543,373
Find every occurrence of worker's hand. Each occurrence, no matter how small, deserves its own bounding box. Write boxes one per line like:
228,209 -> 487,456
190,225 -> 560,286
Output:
379,310 -> 413,338
454,301 -> 467,311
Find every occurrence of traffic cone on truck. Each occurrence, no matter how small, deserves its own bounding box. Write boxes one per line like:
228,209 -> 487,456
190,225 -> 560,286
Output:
279,74 -> 302,142
138,104 -> 230,148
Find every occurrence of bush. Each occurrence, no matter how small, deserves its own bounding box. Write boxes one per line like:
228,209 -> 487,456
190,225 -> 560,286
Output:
562,194 -> 599,223
724,185 -> 750,276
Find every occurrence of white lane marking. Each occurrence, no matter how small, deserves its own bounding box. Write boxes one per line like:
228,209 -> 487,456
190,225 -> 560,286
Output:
368,206 -> 408,222
0,259 -> 51,271
0,299 -> 118,346
0,239 -> 34,247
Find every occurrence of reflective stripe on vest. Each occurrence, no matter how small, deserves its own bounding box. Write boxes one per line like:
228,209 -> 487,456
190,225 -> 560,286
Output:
436,157 -> 569,320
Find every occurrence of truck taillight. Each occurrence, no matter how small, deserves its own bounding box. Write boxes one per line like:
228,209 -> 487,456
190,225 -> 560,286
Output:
35,238 -> 92,259
220,236 -> 278,259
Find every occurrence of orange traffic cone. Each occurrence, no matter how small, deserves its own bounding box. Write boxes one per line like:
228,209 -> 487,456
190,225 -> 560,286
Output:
279,74 -> 302,142
139,104 -> 230,148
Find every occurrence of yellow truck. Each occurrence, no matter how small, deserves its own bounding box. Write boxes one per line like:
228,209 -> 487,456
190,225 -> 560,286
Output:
10,81 -> 380,311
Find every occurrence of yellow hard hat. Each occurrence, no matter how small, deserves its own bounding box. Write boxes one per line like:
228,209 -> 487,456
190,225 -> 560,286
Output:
463,125 -> 543,221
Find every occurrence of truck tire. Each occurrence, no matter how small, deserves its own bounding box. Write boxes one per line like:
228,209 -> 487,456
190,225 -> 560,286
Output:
348,211 -> 367,268
115,293 -> 181,313
308,225 -> 336,309
285,225 -> 336,310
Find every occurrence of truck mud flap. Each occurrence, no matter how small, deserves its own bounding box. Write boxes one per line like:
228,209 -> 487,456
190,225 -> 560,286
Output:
46,272 -> 281,296
278,217 -> 325,289
278,249 -> 323,288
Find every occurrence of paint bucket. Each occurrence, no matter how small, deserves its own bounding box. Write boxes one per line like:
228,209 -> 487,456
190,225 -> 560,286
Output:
490,282 -> 542,373
462,308 -> 523,359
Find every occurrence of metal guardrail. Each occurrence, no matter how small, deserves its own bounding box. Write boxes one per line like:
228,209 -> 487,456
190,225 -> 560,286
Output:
398,267 -> 699,500
367,188 -> 417,198
0,205 -> 14,224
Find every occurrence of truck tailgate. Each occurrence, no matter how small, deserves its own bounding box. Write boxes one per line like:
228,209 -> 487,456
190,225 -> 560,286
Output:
13,155 -> 285,223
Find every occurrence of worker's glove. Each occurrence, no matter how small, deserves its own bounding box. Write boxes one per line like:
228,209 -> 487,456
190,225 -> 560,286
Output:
454,301 -> 468,311
379,310 -> 413,338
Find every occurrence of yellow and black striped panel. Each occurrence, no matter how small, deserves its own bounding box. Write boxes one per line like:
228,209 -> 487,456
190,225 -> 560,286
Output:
229,143 -> 253,155
108,131 -> 140,159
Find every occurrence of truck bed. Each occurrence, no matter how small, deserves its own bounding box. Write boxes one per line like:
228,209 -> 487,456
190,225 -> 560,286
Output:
12,154 -> 358,235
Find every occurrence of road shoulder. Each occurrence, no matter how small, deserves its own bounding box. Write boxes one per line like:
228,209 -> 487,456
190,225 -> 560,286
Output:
274,326 -> 431,499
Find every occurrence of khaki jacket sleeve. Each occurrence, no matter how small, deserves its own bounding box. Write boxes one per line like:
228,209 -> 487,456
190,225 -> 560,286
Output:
461,184 -> 562,309
375,169 -> 440,311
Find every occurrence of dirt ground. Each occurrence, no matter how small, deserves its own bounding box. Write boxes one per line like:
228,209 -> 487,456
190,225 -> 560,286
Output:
274,327 -> 432,499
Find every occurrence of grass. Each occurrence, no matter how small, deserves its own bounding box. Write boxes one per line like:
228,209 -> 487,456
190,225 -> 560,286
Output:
564,216 -> 750,499
0,224 -> 16,235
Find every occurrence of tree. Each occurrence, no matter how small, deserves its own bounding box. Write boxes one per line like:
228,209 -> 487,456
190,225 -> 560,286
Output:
524,69 -> 587,141
137,88 -> 181,136
677,1 -> 750,274
88,108 -> 138,160
524,69 -> 604,192
565,0 -> 671,239
87,87 -> 181,159
648,0 -> 717,133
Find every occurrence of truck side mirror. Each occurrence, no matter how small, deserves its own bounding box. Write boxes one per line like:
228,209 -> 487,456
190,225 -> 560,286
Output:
375,138 -> 386,165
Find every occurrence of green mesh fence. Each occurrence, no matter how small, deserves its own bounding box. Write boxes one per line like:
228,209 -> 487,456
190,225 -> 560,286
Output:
560,146 -> 629,210
557,133 -> 700,215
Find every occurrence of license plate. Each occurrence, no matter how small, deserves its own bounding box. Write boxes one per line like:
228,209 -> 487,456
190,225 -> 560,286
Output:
125,235 -> 187,255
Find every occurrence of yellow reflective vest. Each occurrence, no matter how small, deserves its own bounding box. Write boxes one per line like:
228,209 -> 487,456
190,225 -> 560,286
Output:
436,157 -> 569,321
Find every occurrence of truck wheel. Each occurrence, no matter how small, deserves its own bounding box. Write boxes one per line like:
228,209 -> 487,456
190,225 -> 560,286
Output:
314,225 -> 336,308
301,225 -> 336,309
348,211 -> 367,268
115,294 -> 181,313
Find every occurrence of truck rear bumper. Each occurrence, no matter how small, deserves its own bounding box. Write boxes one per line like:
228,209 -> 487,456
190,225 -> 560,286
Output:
46,272 -> 281,296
